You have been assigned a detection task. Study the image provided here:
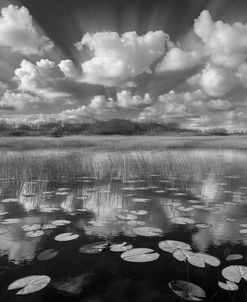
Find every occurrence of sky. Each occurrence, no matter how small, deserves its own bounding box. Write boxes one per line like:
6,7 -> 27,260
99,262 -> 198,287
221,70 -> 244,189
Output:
1,0 -> 247,129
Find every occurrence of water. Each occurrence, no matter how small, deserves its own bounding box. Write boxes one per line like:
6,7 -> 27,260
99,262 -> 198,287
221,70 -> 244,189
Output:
1,150 -> 247,301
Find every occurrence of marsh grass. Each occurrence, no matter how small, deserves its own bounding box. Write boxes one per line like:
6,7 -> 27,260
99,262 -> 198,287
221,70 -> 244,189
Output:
1,135 -> 247,152
0,147 -> 223,183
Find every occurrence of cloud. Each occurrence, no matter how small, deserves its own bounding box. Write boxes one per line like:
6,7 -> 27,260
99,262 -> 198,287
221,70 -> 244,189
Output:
199,65 -> 237,97
155,47 -> 202,73
0,90 -> 43,110
0,5 -> 53,55
14,59 -> 71,100
194,10 -> 247,69
116,90 -> 153,108
76,31 -> 168,86
58,60 -> 79,78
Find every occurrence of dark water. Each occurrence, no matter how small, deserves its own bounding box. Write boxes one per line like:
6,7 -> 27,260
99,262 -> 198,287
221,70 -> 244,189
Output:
1,150 -> 247,301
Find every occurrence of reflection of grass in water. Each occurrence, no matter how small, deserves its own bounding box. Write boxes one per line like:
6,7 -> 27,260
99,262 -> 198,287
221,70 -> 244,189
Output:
0,147 -> 222,182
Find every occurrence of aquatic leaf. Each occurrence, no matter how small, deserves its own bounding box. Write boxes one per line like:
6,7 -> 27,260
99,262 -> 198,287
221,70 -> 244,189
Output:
188,253 -> 220,268
0,211 -> 8,215
1,218 -> 20,224
218,281 -> 238,291
127,220 -> 145,227
42,224 -> 57,230
121,248 -> 159,263
1,198 -> 19,203
37,249 -> 58,261
110,242 -> 133,252
133,227 -> 163,237
22,224 -> 41,232
239,224 -> 247,228
0,227 -> 8,235
195,223 -> 213,229
169,280 -> 206,301
26,230 -> 44,238
222,265 -> 247,283
132,198 -> 150,203
55,233 -> 79,241
88,220 -> 108,227
173,249 -> 196,263
79,241 -> 109,254
117,214 -> 137,221
176,206 -> 194,212
239,229 -> 247,234
171,217 -> 195,225
159,240 -> 192,253
226,254 -> 243,261
130,210 -> 148,216
52,220 -> 70,226
8,275 -> 50,295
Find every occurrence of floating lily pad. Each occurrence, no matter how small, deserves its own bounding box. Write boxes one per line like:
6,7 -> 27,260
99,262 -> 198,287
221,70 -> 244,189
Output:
42,224 -> 57,230
79,241 -> 109,254
8,275 -> 51,295
226,254 -> 243,261
187,253 -> 221,268
159,240 -> 192,253
1,198 -> 19,203
171,217 -> 195,225
121,248 -> 159,263
110,242 -> 133,252
132,198 -> 150,203
195,223 -> 213,229
176,206 -> 194,212
26,230 -> 44,238
37,249 -> 58,261
117,214 -> 137,221
55,233 -> 79,241
22,224 -> 41,232
130,210 -> 148,216
222,265 -> 247,283
169,280 -> 206,301
218,281 -> 239,291
0,227 -> 8,235
133,227 -> 163,237
52,220 -> 70,226
0,211 -> 8,215
1,218 -> 20,224
127,220 -> 145,227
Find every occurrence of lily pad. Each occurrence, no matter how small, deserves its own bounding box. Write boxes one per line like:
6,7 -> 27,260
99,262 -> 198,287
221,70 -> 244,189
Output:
121,248 -> 159,263
222,265 -> 247,283
130,210 -> 148,216
26,230 -> 44,238
22,224 -> 41,232
187,253 -> 221,268
52,220 -> 71,226
195,223 -> 213,229
110,242 -> 133,252
171,217 -> 195,225
132,198 -> 150,203
133,227 -> 163,237
117,214 -> 137,221
1,218 -> 20,224
8,275 -> 50,295
79,241 -> 109,254
158,240 -> 192,253
42,224 -> 57,230
37,249 -> 58,261
218,281 -> 239,291
169,280 -> 206,301
0,227 -> 8,235
127,220 -> 145,227
226,254 -> 243,261
1,198 -> 19,203
55,233 -> 79,241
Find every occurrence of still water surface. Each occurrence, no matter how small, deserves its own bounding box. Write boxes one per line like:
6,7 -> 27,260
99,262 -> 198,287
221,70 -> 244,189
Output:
1,150 -> 247,301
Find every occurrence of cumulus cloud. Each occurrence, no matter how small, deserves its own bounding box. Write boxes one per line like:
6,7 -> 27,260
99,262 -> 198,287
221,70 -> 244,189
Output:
76,31 -> 168,86
116,90 -> 152,108
0,5 -> 53,55
14,59 -> 70,99
199,65 -> 237,97
194,10 -> 247,69
0,90 -> 42,110
155,47 -> 202,73
58,60 -> 79,78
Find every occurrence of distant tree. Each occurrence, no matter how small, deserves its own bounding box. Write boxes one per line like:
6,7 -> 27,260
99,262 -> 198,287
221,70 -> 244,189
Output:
208,127 -> 228,136
50,126 -> 63,137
